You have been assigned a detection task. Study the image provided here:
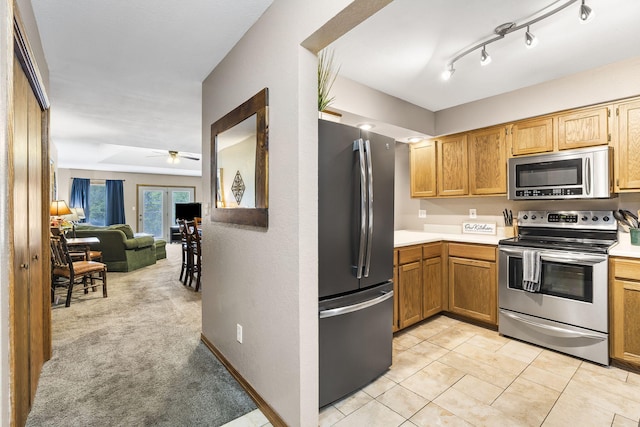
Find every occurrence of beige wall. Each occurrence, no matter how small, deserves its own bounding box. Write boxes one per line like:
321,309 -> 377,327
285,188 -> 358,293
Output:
57,168 -> 202,232
200,1 -> 387,425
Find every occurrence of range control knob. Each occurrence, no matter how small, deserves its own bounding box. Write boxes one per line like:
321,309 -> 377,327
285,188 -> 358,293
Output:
523,215 -> 528,220
592,216 -> 599,221
582,216 -> 588,221
531,215 -> 537,220
603,216 -> 610,222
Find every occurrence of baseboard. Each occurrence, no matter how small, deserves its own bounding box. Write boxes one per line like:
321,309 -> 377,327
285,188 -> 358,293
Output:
200,333 -> 287,427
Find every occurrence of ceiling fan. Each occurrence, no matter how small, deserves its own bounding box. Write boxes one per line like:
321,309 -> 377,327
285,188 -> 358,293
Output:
148,150 -> 200,164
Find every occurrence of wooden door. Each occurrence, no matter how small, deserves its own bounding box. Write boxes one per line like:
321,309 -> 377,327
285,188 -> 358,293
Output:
511,117 -> 554,156
468,126 -> 507,195
437,134 -> 468,196
557,106 -> 610,150
616,100 -> 640,190
422,257 -> 442,319
398,261 -> 422,329
448,257 -> 497,325
12,54 -> 32,427
410,140 -> 437,197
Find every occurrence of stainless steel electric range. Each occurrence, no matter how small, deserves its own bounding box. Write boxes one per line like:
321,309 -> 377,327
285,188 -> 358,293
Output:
498,210 -> 617,365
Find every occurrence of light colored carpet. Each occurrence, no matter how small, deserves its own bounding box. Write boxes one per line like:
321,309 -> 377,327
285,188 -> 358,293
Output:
27,243 -> 256,426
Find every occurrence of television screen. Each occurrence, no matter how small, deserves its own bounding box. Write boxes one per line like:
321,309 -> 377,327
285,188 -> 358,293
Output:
175,203 -> 201,221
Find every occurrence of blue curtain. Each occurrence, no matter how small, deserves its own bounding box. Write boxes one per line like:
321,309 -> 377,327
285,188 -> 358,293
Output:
69,178 -> 90,221
105,180 -> 125,225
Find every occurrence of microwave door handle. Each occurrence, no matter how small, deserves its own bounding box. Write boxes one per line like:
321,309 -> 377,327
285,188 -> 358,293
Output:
585,157 -> 591,195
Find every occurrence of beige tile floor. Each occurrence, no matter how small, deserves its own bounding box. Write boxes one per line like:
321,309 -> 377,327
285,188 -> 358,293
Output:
320,315 -> 640,427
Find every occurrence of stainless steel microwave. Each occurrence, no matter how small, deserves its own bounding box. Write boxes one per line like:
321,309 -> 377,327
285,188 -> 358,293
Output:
508,146 -> 613,200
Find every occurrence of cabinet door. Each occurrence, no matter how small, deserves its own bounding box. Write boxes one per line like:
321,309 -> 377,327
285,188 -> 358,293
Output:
393,250 -> 399,332
398,261 -> 423,329
557,106 -> 610,150
611,278 -> 640,364
437,134 -> 468,196
616,100 -> 640,190
511,117 -> 554,156
410,140 -> 437,197
448,257 -> 497,325
468,126 -> 507,195
422,257 -> 442,319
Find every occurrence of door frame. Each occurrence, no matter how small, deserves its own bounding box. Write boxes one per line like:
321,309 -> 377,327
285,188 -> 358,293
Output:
136,185 -> 196,240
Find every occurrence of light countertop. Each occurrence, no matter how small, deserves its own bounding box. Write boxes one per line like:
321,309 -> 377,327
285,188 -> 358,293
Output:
610,232 -> 640,258
394,229 -> 504,248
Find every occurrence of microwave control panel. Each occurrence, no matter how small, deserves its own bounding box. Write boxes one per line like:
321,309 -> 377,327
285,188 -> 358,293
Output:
515,188 -> 583,198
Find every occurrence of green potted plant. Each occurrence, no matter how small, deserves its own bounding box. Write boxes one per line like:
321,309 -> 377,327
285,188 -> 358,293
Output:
318,49 -> 341,120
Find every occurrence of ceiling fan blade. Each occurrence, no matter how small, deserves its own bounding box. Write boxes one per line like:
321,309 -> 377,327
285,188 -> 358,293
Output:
180,155 -> 200,161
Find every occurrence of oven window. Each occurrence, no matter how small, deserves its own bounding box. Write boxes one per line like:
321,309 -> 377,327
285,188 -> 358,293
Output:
516,159 -> 582,187
507,257 -> 593,303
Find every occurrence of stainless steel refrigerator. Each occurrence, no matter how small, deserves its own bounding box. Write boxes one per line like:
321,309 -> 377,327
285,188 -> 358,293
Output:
318,119 -> 394,407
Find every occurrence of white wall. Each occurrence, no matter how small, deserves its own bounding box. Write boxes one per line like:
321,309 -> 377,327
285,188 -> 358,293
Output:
57,168 -> 202,232
200,1 -> 388,425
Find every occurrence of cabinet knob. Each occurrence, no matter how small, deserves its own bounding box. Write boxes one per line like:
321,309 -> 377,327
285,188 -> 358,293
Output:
20,263 -> 29,269
32,254 -> 38,261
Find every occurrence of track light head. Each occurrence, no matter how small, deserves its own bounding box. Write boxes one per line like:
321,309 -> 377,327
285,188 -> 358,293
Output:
480,46 -> 491,66
441,63 -> 455,80
580,0 -> 594,23
525,26 -> 538,49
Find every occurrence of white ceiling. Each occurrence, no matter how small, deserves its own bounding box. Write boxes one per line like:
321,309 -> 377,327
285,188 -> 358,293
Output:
31,0 -> 640,175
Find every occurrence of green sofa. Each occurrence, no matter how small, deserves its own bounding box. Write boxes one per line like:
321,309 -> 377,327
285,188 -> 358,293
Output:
74,224 -> 163,272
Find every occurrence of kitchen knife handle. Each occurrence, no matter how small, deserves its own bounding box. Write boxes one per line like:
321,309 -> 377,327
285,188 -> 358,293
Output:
353,138 -> 367,279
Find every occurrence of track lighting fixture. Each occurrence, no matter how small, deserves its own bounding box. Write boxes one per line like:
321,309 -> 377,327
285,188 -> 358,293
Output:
525,26 -> 538,48
480,46 -> 491,66
580,0 -> 593,23
441,63 -> 455,80
441,0 -> 593,80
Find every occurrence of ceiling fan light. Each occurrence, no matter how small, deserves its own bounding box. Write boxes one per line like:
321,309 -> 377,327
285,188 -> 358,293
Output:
525,26 -> 538,49
480,46 -> 491,66
579,0 -> 593,23
441,63 -> 455,80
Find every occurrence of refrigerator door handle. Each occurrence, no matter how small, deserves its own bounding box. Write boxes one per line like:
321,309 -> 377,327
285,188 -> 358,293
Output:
319,290 -> 394,319
364,139 -> 374,277
353,138 -> 367,279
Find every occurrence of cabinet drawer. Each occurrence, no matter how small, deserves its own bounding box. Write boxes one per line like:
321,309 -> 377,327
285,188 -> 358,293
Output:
398,246 -> 422,264
613,258 -> 640,281
423,243 -> 441,259
448,243 -> 496,262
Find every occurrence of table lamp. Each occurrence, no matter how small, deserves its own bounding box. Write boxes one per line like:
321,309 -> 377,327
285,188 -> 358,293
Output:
50,200 -> 72,227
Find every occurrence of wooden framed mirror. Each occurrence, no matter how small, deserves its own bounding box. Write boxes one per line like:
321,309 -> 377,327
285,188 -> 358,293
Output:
211,88 -> 268,227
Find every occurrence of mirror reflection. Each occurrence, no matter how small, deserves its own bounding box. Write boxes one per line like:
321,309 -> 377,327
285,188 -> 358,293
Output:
216,114 -> 257,208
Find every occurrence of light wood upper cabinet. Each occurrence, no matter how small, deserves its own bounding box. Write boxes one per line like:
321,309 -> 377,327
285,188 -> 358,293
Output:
610,258 -> 640,367
410,140 -> 437,197
437,134 -> 468,196
468,126 -> 507,195
557,106 -> 610,150
511,117 -> 554,156
615,99 -> 640,190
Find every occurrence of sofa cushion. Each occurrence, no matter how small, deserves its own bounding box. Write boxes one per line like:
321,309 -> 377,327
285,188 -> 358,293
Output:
109,224 -> 134,239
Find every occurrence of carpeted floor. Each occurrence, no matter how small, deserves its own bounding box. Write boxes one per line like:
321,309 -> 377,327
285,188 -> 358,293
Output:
27,244 -> 256,426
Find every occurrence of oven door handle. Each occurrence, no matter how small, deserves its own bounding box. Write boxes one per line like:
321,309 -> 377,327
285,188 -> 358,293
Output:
539,252 -> 606,265
500,310 -> 606,341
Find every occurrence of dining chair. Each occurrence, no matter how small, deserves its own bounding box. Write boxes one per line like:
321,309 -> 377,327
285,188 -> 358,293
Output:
186,219 -> 202,291
50,234 -> 108,307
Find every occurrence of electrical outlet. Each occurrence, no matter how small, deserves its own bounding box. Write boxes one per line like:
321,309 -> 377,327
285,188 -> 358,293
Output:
469,209 -> 477,219
418,209 -> 427,218
236,324 -> 243,343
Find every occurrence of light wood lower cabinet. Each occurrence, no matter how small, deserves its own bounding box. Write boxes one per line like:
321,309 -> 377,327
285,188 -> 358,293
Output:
610,258 -> 640,368
422,256 -> 442,319
398,261 -> 423,329
447,243 -> 497,326
393,249 -> 399,332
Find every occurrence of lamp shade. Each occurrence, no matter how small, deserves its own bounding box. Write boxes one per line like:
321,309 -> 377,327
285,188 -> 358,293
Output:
50,200 -> 72,216
72,207 -> 86,220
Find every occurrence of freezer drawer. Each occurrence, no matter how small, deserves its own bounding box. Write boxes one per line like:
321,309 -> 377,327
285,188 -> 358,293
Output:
319,282 -> 393,407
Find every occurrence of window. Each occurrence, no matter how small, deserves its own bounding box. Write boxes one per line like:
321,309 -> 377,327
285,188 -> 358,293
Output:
88,182 -> 106,226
